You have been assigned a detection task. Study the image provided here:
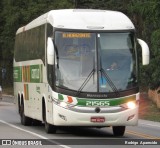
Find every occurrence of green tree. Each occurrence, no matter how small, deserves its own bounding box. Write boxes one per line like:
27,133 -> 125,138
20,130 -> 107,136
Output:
130,0 -> 160,89
0,0 -> 160,89
0,0 -> 73,87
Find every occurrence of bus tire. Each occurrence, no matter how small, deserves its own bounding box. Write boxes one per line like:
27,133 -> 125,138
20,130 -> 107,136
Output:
20,102 -> 32,126
32,119 -> 42,126
112,126 -> 125,136
18,94 -> 21,114
45,121 -> 56,134
43,103 -> 56,134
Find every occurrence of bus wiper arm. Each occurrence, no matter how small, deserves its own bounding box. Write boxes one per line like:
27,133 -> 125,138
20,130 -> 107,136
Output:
100,68 -> 119,96
76,68 -> 95,96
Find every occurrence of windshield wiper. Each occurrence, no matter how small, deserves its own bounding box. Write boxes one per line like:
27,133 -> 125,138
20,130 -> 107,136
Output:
99,55 -> 119,97
76,68 -> 95,96
76,56 -> 95,96
99,68 -> 119,96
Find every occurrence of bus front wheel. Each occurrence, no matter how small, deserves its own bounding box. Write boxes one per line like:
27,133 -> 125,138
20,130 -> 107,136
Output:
45,121 -> 56,134
43,103 -> 56,134
112,126 -> 125,136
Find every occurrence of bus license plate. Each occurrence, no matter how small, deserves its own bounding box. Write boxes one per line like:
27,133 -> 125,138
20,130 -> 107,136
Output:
91,117 -> 105,123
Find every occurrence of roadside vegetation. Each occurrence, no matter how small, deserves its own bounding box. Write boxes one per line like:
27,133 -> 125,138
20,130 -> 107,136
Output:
2,87 -> 13,96
139,92 -> 160,122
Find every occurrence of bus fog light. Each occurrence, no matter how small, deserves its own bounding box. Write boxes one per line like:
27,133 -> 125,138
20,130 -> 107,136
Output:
127,101 -> 136,109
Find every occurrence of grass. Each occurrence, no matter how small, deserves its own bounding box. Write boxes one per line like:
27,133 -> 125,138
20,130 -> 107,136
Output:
2,87 -> 13,95
139,92 -> 160,122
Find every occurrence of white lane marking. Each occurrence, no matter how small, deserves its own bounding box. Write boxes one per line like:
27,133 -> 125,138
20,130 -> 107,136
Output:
0,120 -> 70,148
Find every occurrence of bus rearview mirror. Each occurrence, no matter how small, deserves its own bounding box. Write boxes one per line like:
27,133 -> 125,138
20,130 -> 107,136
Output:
47,37 -> 55,65
137,39 -> 150,65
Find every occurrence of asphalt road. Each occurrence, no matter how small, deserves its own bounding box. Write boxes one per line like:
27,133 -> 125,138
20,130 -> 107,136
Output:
0,96 -> 160,148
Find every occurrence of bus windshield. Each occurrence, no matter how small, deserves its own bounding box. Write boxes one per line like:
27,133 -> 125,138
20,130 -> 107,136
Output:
54,31 -> 137,93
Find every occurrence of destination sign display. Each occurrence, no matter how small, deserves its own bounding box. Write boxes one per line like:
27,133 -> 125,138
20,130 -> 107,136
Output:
62,33 -> 91,38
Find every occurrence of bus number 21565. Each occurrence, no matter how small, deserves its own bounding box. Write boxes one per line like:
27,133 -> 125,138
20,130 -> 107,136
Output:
86,101 -> 110,106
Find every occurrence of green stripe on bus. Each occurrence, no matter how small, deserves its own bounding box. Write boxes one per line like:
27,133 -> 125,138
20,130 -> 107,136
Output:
30,65 -> 43,83
24,84 -> 29,100
77,95 -> 136,106
14,66 -> 22,82
13,64 -> 43,83
57,93 -> 136,106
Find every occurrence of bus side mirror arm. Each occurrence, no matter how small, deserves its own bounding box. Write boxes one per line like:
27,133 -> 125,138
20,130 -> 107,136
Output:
137,38 -> 150,65
47,37 -> 55,65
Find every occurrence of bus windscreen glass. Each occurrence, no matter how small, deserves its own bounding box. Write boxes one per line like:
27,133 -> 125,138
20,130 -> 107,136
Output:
55,31 -> 137,93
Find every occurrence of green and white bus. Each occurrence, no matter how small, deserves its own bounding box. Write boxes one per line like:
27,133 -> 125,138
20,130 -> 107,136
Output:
14,9 -> 149,136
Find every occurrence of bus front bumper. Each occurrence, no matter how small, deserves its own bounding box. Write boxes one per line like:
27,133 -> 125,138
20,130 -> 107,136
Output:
52,104 -> 138,126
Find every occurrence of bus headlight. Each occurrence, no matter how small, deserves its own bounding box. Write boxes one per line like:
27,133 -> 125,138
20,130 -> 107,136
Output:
59,101 -> 75,108
127,101 -> 136,109
60,102 -> 68,108
52,98 -> 75,109
120,101 -> 138,109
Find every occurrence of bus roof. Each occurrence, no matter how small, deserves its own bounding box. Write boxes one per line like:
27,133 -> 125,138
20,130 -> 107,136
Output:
16,9 -> 135,34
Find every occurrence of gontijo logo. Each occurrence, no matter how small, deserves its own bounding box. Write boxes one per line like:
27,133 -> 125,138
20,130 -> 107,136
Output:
31,69 -> 40,79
